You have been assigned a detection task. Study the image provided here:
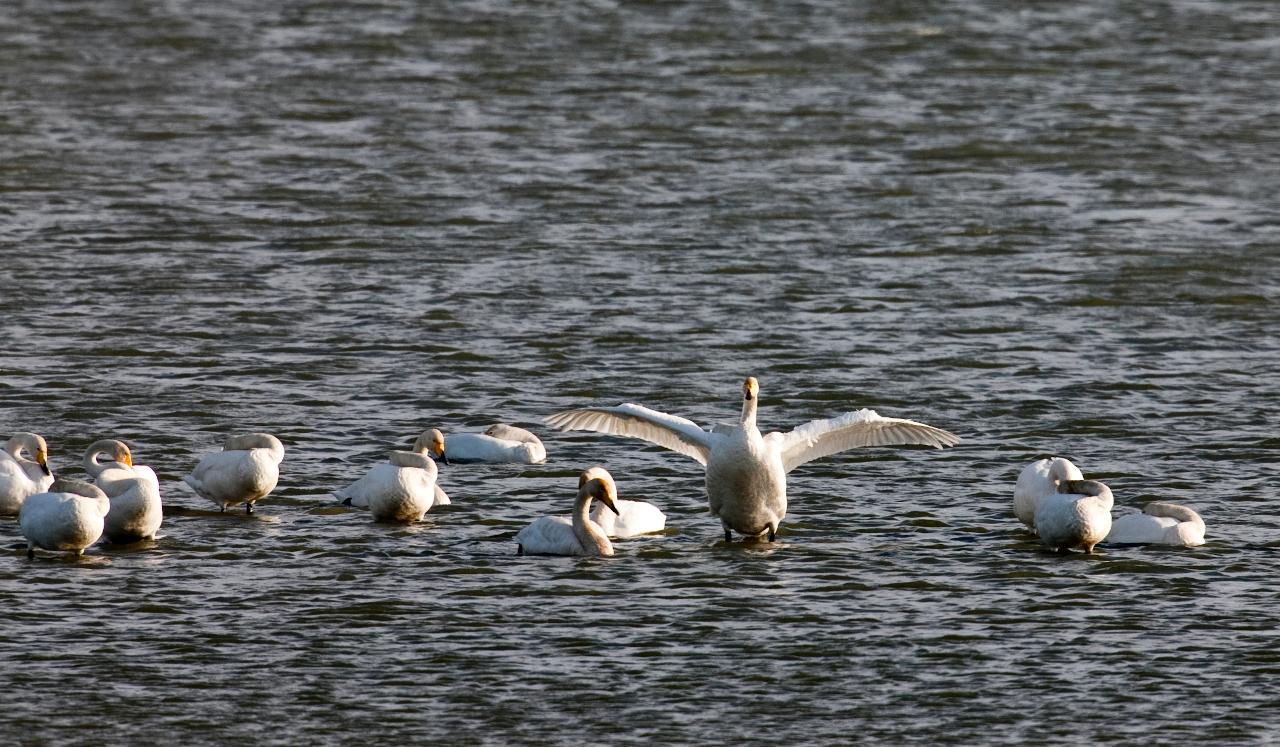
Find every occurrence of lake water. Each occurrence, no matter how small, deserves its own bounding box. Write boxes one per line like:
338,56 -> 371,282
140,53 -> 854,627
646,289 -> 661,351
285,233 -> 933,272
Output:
2,1 -> 1279,744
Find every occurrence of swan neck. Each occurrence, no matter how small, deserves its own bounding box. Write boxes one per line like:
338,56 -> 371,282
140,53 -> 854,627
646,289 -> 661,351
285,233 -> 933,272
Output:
741,396 -> 758,428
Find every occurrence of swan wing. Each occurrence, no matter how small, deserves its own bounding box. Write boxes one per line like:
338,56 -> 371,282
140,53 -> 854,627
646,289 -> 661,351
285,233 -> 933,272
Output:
766,408 -> 960,474
545,404 -> 714,466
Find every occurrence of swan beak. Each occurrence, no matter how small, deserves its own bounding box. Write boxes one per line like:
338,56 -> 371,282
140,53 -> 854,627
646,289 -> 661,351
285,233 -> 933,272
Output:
600,494 -> 620,516
123,453 -> 133,467
37,452 -> 51,475
439,449 -> 450,466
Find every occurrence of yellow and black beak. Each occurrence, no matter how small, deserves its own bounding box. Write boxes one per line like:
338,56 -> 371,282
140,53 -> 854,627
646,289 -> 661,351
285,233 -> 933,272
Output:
38,452 -> 52,476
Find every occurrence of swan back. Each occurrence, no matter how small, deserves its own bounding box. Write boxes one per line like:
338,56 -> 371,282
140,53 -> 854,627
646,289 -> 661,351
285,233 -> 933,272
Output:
19,478 -> 111,554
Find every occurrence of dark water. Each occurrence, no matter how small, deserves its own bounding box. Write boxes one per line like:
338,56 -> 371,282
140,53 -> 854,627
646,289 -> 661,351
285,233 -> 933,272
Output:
2,1 -> 1279,744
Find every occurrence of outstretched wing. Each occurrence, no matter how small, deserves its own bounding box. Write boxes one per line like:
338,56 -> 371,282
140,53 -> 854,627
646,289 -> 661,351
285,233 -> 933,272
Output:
544,404 -> 715,466
766,408 -> 960,474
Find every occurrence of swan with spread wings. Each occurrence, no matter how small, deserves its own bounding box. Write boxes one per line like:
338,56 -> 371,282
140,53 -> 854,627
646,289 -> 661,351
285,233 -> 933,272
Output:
545,377 -> 960,542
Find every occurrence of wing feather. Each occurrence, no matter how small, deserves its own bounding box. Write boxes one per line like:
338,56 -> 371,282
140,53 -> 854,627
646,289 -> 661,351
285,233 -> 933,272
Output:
767,408 -> 960,473
544,404 -> 714,466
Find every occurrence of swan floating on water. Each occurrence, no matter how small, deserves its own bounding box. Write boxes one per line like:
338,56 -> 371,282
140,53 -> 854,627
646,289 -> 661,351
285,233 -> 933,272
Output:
1034,478 -> 1114,553
1107,502 -> 1205,546
335,430 -> 451,522
1013,457 -> 1084,532
83,439 -> 163,543
545,377 -> 959,542
584,466 -> 666,538
515,467 -> 621,556
19,478 -> 111,559
434,424 -> 546,464
0,432 -> 54,516
183,433 -> 284,514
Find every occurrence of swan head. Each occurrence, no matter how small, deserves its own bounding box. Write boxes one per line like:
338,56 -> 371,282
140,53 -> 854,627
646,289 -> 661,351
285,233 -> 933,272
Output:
743,377 -> 759,401
416,429 -> 448,465
85,439 -> 132,468
578,466 -> 620,515
9,432 -> 52,475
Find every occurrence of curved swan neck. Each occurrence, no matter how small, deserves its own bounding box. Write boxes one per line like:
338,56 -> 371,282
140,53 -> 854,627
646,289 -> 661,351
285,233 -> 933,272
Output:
6,432 -> 46,462
225,433 -> 285,463
83,439 -> 130,478
573,485 -> 614,555
1058,479 -> 1114,507
388,450 -> 434,470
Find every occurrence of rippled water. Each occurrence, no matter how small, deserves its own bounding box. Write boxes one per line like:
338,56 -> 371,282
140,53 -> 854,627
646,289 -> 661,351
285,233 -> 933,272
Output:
3,1 -> 1279,744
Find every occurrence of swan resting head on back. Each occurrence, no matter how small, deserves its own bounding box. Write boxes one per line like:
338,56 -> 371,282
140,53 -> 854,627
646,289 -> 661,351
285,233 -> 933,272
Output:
83,439 -> 164,543
1106,501 -> 1205,546
19,477 -> 112,559
1034,478 -> 1114,554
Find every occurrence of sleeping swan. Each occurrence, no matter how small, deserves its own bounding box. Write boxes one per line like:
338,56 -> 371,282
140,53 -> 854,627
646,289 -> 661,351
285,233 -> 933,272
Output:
1034,479 -> 1114,553
1107,502 -> 1205,546
0,432 -> 54,516
19,478 -> 111,559
183,433 -> 285,514
335,430 -> 451,522
515,467 -> 621,556
1013,457 -> 1084,532
545,377 -> 958,542
434,424 -> 546,464
584,465 -> 666,538
83,439 -> 163,543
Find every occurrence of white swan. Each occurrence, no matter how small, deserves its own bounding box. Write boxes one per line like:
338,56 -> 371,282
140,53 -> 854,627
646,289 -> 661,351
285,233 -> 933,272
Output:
0,432 -> 54,516
335,430 -> 451,522
435,424 -> 546,464
19,478 -> 111,559
1034,479 -> 1114,553
183,433 -> 284,514
515,467 -> 621,556
83,439 -> 163,543
1013,457 -> 1084,532
545,377 -> 959,541
1107,502 -> 1206,546
578,467 -> 666,538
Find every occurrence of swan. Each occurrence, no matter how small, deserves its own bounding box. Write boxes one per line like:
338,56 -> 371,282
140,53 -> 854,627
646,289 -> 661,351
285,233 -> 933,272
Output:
183,433 -> 284,514
545,377 -> 959,542
1107,502 -> 1205,546
515,467 -> 621,556
19,478 -> 111,559
435,424 -> 546,464
1034,479 -> 1114,553
83,439 -> 163,543
580,466 -> 666,538
0,432 -> 54,516
1013,457 -> 1084,532
335,430 -> 451,522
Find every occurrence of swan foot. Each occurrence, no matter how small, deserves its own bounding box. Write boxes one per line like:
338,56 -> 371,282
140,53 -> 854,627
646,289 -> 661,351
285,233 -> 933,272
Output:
220,505 -> 226,513
27,546 -> 34,560
723,528 -> 732,543
517,543 -> 524,556
245,503 -> 254,515
767,526 -> 777,542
